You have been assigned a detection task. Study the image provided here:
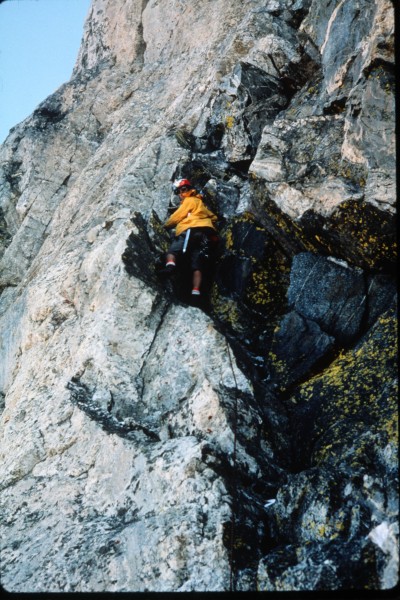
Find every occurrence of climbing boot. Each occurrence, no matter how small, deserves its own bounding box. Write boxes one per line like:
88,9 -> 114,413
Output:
159,263 -> 176,277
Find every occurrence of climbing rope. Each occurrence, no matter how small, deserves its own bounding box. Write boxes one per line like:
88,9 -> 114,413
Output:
226,340 -> 239,592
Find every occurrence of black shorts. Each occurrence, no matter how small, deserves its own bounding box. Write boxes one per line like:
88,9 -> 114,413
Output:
168,227 -> 217,271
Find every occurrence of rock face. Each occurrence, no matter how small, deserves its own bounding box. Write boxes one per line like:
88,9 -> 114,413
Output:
0,0 -> 397,593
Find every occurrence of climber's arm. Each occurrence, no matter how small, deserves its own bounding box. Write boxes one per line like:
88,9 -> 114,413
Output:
164,197 -> 196,229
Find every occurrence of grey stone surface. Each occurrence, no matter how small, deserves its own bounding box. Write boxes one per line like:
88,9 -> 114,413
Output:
0,0 -> 396,593
268,309 -> 335,387
287,253 -> 367,344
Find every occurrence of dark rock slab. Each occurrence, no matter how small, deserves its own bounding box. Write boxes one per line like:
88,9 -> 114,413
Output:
268,310 -> 335,388
287,252 -> 367,344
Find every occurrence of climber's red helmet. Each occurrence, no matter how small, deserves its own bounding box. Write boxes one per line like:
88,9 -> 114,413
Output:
172,178 -> 193,195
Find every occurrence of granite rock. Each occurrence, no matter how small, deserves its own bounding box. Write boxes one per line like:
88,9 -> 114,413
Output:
0,0 -> 396,593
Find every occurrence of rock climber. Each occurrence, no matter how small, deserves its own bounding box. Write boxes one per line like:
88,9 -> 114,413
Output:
163,178 -> 219,296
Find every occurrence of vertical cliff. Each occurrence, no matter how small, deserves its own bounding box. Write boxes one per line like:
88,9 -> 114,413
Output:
0,0 -> 397,592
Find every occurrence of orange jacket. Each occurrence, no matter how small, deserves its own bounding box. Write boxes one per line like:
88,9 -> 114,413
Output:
165,191 -> 217,236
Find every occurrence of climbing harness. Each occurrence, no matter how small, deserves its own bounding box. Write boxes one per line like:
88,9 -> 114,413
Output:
226,341 -> 239,592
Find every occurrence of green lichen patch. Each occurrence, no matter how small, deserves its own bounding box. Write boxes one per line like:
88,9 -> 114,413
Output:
301,199 -> 397,272
210,214 -> 291,347
244,252 -> 290,316
250,179 -> 316,258
209,286 -> 244,335
148,209 -> 170,253
289,305 -> 398,469
367,64 -> 396,97
329,199 -> 396,271
251,176 -> 396,272
329,159 -> 368,189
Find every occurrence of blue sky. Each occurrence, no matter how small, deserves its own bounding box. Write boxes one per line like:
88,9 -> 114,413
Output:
0,0 -> 91,143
